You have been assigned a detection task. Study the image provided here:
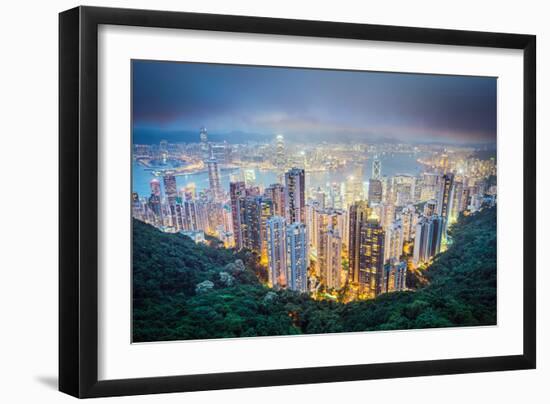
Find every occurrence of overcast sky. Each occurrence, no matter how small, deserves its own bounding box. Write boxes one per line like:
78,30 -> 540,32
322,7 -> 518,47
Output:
132,60 -> 497,145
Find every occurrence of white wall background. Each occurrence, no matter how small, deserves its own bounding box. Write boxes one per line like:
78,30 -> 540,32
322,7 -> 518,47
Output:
0,0 -> 546,402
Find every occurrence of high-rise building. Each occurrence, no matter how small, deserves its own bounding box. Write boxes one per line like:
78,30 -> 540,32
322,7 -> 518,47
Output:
148,179 -> 163,226
241,195 -> 272,258
385,219 -> 404,263
345,175 -> 364,208
150,178 -> 161,197
420,172 -> 440,201
329,182 -> 344,209
285,168 -> 305,224
265,183 -> 286,217
382,260 -> 407,293
399,205 -> 417,243
424,199 -> 437,217
368,179 -> 383,205
286,222 -> 309,292
413,215 -> 444,267
275,134 -> 285,169
206,157 -> 223,201
243,168 -> 256,187
266,216 -> 287,288
312,187 -> 326,208
372,157 -> 382,180
131,192 -> 143,220
162,174 -> 177,205
450,180 -> 464,223
322,229 -> 342,290
199,126 -> 209,160
348,201 -> 371,284
229,181 -> 246,250
358,218 -> 385,297
259,197 -> 274,263
210,141 -> 230,164
437,173 -> 455,220
242,195 -> 262,253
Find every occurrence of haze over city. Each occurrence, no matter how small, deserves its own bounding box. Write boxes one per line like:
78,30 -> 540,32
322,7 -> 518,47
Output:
132,60 -> 497,146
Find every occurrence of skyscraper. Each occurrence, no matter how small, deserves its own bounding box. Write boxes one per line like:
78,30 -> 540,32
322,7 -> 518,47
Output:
199,126 -> 209,160
385,219 -> 404,263
265,183 -> 286,217
322,229 -> 342,290
275,134 -> 285,169
150,178 -> 161,197
368,179 -> 383,205
399,205 -> 417,243
358,218 -> 385,297
372,157 -> 382,180
424,199 -> 437,217
229,181 -> 246,250
437,173 -> 455,220
266,216 -> 287,288
206,157 -> 223,201
285,168 -> 305,224
162,174 -> 177,204
382,260 -> 407,293
413,215 -> 444,267
348,201 -> 371,284
286,222 -> 308,292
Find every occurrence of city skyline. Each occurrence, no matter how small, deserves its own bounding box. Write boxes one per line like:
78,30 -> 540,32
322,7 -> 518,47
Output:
133,60 -> 497,146
132,60 -> 498,342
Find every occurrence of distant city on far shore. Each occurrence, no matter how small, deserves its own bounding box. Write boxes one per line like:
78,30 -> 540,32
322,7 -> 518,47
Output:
131,60 -> 497,342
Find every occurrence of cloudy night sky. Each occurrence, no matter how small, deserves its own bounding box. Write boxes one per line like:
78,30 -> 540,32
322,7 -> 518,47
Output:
132,60 -> 497,146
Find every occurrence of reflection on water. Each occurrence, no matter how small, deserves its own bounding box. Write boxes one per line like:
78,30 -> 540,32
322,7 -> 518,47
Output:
132,152 -> 424,198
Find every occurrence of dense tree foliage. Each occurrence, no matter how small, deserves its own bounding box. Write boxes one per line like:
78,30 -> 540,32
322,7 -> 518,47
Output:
133,207 -> 496,342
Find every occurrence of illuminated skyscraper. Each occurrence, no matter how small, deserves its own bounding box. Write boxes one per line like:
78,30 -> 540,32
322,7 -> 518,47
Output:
199,126 -> 209,160
286,222 -> 308,292
424,199 -> 437,217
385,219 -> 404,263
242,196 -> 262,253
131,192 -> 143,221
321,229 -> 342,290
163,173 -> 178,205
413,215 -> 444,267
348,201 -> 371,284
437,173 -> 455,220
241,196 -> 272,258
275,134 -> 285,169
265,183 -> 286,217
150,178 -> 161,197
206,157 -> 223,201
420,172 -> 440,201
266,216 -> 287,288
358,218 -> 385,297
259,197 -> 274,263
382,260 -> 407,293
329,182 -> 344,209
450,180 -> 464,223
243,168 -> 256,187
285,168 -> 305,224
399,205 -> 417,243
372,157 -> 381,180
229,181 -> 246,250
368,179 -> 383,205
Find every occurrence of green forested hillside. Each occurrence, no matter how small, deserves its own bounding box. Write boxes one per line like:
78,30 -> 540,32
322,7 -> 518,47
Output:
133,207 -> 496,342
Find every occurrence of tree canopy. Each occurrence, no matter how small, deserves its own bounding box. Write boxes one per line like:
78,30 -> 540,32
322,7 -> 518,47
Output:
133,207 -> 497,342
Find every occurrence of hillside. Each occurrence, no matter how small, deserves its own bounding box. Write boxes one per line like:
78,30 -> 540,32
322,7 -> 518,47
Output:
132,207 -> 497,342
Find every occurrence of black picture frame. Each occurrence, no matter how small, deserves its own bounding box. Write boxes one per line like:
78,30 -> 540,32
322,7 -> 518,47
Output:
59,5 -> 536,398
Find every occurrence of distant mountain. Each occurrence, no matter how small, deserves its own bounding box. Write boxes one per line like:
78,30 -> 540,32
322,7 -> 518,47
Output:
132,127 -> 273,145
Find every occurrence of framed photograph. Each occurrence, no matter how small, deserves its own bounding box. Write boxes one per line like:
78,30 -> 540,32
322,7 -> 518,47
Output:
59,6 -> 536,398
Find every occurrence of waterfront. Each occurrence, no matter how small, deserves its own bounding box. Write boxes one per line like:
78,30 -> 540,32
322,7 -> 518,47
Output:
132,151 -> 425,198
